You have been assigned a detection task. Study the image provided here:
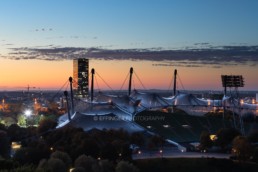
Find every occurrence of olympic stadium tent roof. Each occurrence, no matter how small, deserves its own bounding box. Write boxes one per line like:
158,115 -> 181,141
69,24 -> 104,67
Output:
130,90 -> 171,109
57,112 -> 145,133
57,90 -> 257,141
163,92 -> 221,116
57,90 -> 256,151
223,96 -> 258,116
74,91 -> 225,117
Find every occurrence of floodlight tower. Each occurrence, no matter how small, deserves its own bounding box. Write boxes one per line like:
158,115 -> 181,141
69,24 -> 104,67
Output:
221,75 -> 245,134
221,75 -> 244,96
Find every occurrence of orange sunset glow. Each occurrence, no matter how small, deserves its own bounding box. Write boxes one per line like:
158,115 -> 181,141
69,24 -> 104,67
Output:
91,60 -> 258,91
1,58 -> 257,91
0,58 -> 72,90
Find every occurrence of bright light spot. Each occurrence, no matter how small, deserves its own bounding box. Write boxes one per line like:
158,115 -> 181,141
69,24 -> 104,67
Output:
12,142 -> 21,150
210,135 -> 217,141
24,109 -> 32,117
208,100 -> 211,106
159,150 -> 163,153
138,150 -> 141,154
182,124 -> 191,128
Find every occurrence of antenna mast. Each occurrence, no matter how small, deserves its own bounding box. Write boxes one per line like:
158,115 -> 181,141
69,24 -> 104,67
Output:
128,67 -> 133,96
91,68 -> 95,102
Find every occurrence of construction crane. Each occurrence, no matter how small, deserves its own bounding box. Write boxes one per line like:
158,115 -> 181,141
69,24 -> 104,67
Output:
19,85 -> 38,101
26,85 -> 36,93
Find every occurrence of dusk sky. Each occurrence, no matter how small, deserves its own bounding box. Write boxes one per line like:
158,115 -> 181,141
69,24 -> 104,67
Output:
1,0 -> 258,91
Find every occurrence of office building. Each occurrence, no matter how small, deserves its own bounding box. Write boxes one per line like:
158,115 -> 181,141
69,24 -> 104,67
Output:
73,58 -> 89,98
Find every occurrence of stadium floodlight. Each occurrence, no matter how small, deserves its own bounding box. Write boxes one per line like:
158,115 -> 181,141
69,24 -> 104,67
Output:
221,75 -> 244,88
221,75 -> 244,95
221,75 -> 245,135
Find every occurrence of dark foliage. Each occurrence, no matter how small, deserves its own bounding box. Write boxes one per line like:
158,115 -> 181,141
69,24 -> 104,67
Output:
0,130 -> 11,158
41,126 -> 133,162
37,118 -> 57,134
199,131 -> 213,150
134,158 -> 258,172
215,128 -> 241,151
13,147 -> 50,165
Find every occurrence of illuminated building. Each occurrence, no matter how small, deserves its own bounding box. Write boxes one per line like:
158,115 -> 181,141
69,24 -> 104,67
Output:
73,58 -> 89,98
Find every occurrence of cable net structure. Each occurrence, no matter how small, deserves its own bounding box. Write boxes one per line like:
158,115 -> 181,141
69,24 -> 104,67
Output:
57,69 -> 258,147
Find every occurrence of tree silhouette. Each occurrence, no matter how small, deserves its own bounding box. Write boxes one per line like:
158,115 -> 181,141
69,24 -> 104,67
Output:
50,150 -> 72,170
37,118 -> 57,134
115,161 -> 139,172
0,130 -> 10,158
199,131 -> 213,151
232,136 -> 251,161
215,128 -> 240,151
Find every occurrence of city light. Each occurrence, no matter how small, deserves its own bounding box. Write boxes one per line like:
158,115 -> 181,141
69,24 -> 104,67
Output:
11,142 -> 21,150
210,135 -> 217,141
24,109 -> 32,117
207,100 -> 211,106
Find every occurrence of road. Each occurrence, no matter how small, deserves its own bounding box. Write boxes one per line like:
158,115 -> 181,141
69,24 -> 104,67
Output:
132,148 -> 230,160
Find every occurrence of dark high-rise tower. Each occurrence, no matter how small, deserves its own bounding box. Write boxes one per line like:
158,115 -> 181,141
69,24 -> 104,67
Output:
73,58 -> 89,98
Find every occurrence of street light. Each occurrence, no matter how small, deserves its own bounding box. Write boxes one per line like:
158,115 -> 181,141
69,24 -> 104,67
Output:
159,149 -> 163,158
24,109 -> 32,117
24,109 -> 32,127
